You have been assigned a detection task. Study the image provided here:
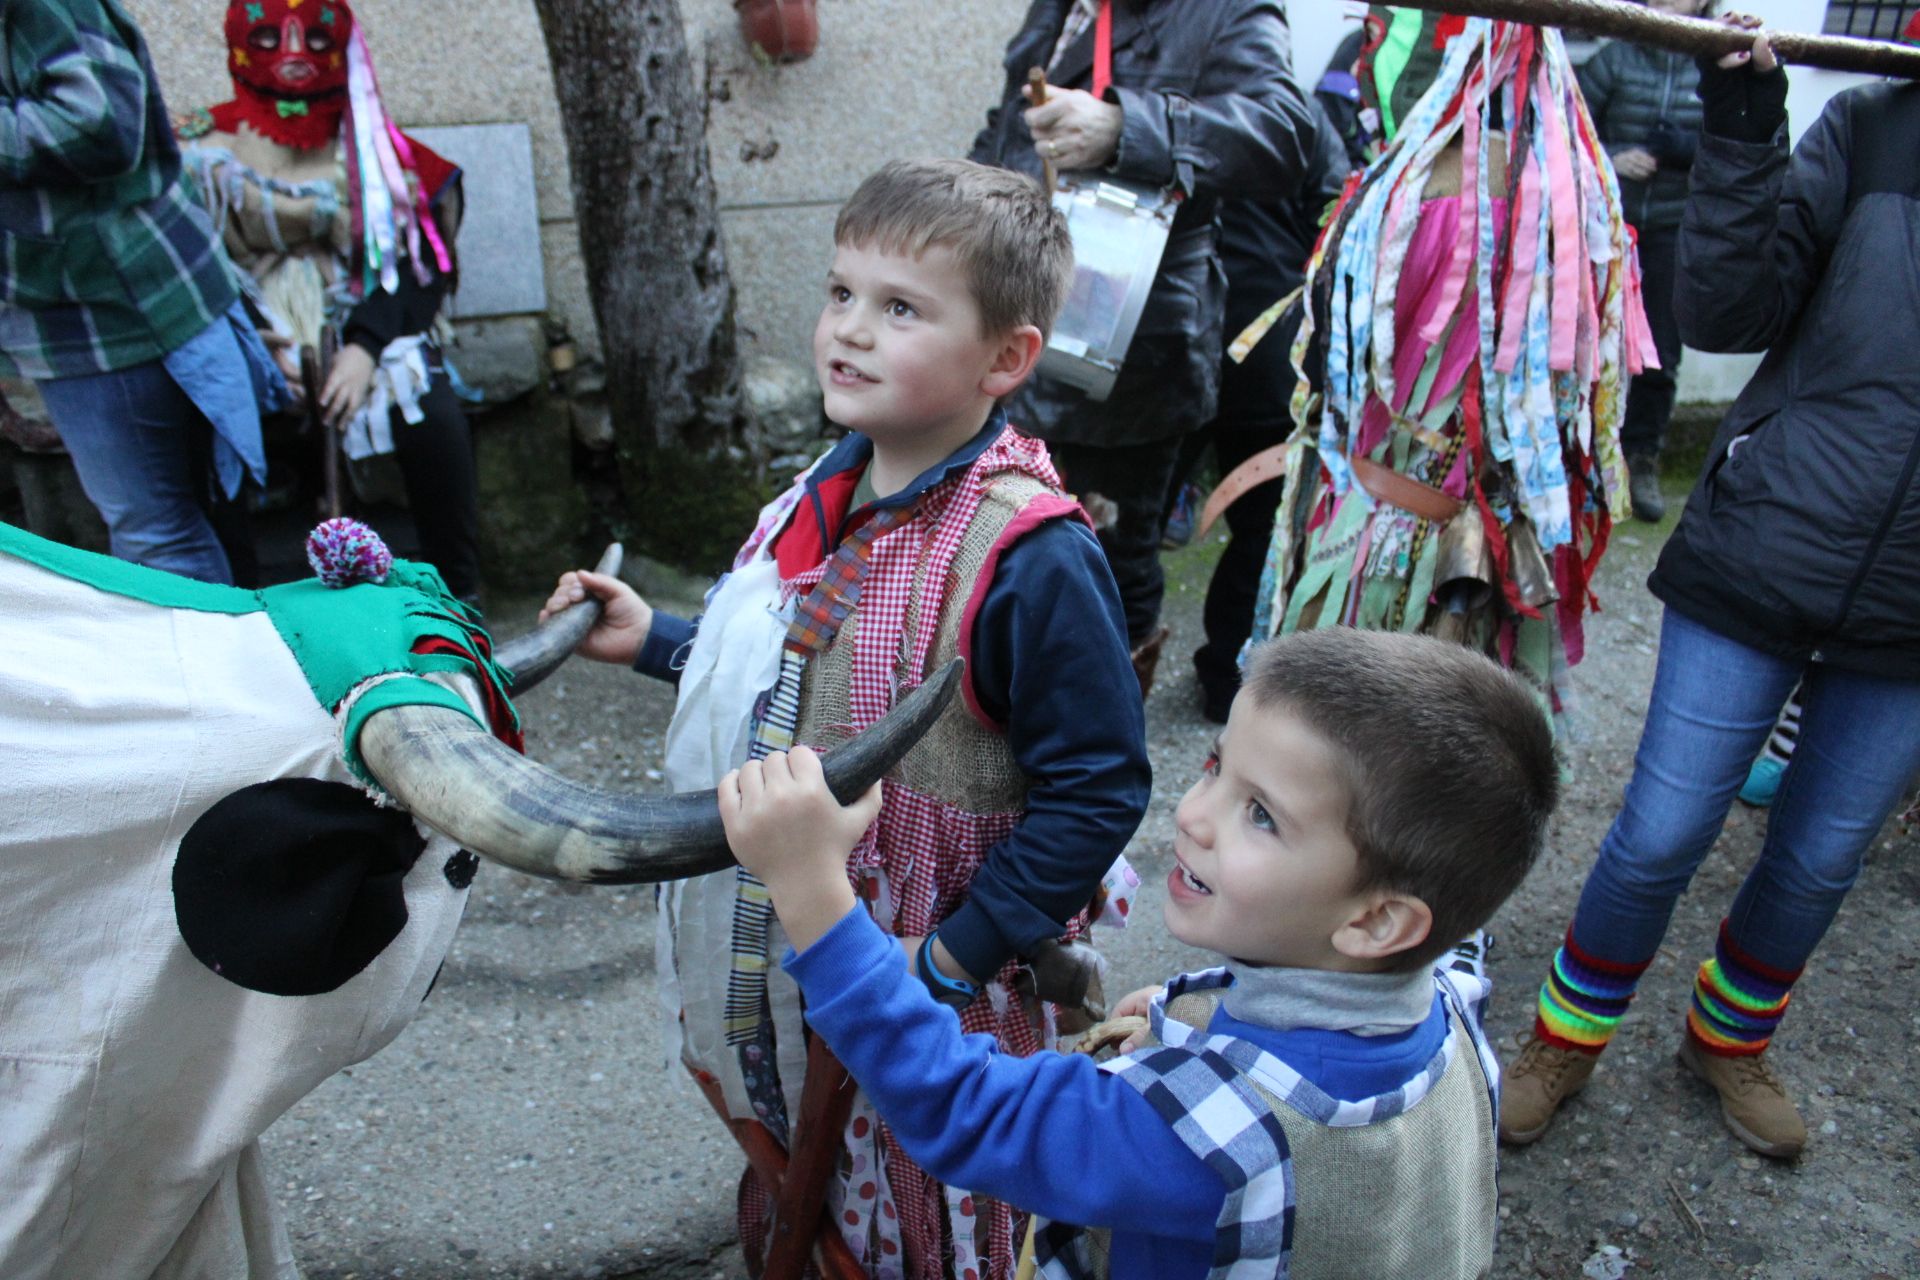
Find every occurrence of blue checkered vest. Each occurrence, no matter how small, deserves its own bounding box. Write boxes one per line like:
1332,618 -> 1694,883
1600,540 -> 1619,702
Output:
1030,967 -> 1501,1280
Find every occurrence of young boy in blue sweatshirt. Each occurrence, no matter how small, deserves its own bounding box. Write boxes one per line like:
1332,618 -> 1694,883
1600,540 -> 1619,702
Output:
718,627 -> 1560,1278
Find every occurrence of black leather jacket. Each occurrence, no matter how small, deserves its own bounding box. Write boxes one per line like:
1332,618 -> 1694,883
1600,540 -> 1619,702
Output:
1652,82 -> 1920,678
971,0 -> 1313,447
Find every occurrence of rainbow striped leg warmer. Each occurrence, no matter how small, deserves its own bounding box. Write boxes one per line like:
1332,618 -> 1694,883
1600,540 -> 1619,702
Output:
1686,921 -> 1801,1057
1535,931 -> 1651,1055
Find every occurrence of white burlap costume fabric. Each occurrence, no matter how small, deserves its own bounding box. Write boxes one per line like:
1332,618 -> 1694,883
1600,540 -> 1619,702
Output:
0,549 -> 472,1279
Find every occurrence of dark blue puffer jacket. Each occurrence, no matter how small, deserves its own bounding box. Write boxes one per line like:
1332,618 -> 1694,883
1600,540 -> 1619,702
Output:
1577,39 -> 1703,231
1652,81 -> 1920,679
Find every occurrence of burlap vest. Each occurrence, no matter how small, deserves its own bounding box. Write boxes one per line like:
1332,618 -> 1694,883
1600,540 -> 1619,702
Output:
1165,988 -> 1497,1280
792,471 -> 1057,815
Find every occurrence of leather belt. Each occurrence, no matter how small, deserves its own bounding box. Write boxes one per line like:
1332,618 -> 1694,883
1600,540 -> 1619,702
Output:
1196,443 -> 1289,541
1351,454 -> 1465,523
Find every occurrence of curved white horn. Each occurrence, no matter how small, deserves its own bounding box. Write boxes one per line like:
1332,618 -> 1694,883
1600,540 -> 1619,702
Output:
358,659 -> 964,883
493,543 -> 625,695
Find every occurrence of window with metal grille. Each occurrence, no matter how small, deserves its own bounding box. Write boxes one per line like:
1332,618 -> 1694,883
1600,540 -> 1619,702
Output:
1822,1 -> 1913,39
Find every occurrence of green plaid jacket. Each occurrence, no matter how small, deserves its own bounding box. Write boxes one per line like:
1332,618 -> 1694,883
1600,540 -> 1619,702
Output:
0,0 -> 238,380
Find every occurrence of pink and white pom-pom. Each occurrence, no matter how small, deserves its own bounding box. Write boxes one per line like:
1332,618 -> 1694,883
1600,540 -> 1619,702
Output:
305,517 -> 393,588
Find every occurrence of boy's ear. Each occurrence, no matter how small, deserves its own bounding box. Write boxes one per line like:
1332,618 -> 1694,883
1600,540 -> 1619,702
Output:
980,324 -> 1046,399
1330,891 -> 1433,965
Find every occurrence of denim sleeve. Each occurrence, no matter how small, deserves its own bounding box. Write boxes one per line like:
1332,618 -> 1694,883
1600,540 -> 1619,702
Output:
934,518 -> 1151,981
789,908 -> 1223,1238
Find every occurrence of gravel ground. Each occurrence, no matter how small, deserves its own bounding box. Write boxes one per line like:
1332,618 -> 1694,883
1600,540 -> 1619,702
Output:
265,480 -> 1918,1279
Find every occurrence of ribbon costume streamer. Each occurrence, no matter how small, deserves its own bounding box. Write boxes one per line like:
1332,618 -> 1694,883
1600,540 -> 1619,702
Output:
1245,13 -> 1655,737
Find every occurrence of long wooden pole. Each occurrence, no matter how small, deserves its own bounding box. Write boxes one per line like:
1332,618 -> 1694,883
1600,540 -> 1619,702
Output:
1028,66 -> 1059,191
1392,0 -> 1920,79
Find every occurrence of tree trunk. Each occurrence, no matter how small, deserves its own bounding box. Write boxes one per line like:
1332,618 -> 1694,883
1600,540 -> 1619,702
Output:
532,0 -> 765,569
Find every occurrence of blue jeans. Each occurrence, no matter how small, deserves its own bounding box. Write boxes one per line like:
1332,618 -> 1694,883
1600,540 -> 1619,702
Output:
1570,609 -> 1920,975
37,359 -> 234,584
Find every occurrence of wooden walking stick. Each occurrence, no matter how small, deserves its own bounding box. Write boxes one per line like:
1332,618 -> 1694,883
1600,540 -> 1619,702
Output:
1028,65 -> 1059,191
1392,0 -> 1920,79
300,334 -> 345,520
688,1037 -> 865,1280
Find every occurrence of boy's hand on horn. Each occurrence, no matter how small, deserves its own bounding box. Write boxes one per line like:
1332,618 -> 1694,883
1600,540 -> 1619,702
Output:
539,569 -> 652,665
720,748 -> 882,951
1111,984 -> 1163,1053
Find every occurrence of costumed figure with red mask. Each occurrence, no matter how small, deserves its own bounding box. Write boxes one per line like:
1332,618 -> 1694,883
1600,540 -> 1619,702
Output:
178,0 -> 482,602
1238,7 -> 1656,741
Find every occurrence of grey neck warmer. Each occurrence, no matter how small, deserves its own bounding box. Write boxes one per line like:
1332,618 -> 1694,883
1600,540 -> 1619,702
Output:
1219,959 -> 1436,1037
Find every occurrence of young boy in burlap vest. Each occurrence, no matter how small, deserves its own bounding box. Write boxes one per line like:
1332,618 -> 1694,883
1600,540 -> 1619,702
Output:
719,628 -> 1560,1279
545,159 -> 1149,1277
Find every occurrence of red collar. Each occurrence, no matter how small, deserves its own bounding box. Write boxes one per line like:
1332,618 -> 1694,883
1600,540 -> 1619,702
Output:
772,467 -> 867,579
204,98 -> 461,205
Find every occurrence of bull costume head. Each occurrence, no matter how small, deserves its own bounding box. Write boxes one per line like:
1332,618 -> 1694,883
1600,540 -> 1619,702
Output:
0,522 -> 957,1275
225,0 -> 354,149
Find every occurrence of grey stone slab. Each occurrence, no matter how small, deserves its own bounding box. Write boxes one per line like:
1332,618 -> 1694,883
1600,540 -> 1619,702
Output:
409,123 -> 549,320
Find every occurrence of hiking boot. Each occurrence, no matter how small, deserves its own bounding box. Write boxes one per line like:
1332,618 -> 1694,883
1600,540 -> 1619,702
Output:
1627,453 -> 1666,523
1499,1032 -> 1599,1145
1677,1037 -> 1807,1159
1129,625 -> 1171,699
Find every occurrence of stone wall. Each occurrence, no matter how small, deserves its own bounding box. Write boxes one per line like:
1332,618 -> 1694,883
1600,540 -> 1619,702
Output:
130,0 -> 1027,369
106,1 -> 1030,587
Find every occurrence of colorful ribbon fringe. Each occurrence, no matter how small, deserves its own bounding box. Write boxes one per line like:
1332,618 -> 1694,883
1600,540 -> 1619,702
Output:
1250,18 -> 1657,735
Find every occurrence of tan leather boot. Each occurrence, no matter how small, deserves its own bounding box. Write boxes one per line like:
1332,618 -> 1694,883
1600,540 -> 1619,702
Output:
1499,1031 -> 1600,1145
1677,1037 -> 1807,1159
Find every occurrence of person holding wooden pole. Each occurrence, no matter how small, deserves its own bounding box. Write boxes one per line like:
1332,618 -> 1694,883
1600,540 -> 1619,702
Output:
1504,12 -> 1920,1162
970,0 -> 1316,698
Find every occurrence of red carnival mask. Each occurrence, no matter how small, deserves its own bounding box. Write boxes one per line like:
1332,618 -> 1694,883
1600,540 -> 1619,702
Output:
226,0 -> 354,100
224,0 -> 355,146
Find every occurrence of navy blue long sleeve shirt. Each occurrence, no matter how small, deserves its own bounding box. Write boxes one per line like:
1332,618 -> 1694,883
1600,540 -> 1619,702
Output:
635,419 -> 1152,980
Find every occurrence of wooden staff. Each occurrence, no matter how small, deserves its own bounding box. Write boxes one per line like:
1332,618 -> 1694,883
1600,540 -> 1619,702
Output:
1393,0 -> 1920,79
300,337 -> 344,520
1028,65 -> 1059,191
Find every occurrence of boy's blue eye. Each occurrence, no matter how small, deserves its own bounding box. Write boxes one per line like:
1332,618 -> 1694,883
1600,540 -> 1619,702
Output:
1248,799 -> 1275,833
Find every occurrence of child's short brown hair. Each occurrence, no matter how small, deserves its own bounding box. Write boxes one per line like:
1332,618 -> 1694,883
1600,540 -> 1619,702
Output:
1242,628 -> 1559,972
834,158 -> 1074,340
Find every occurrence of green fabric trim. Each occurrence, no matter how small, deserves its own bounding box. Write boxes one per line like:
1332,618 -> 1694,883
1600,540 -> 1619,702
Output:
337,676 -> 483,788
260,559 -> 519,789
1372,8 -> 1427,142
2,520 -> 518,792
0,520 -> 262,614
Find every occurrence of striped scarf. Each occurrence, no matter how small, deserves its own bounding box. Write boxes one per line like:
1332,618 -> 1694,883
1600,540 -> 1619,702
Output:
723,502 -> 916,1047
